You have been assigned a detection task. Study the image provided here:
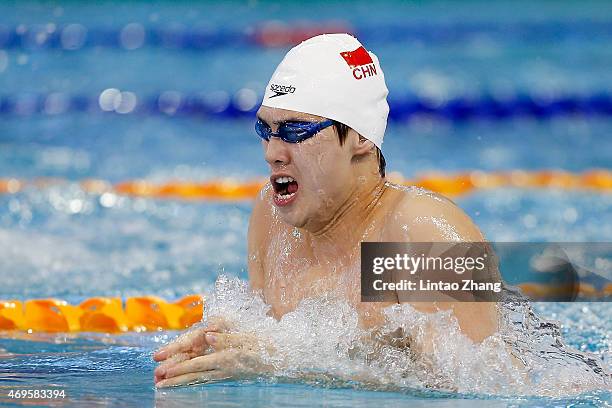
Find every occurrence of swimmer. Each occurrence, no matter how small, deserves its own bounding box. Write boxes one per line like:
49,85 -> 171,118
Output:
153,34 -> 499,388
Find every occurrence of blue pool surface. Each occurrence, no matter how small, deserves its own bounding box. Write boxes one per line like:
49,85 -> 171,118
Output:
1,1 -> 611,406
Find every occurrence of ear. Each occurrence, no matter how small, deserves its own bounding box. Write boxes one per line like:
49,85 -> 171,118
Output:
350,130 -> 375,158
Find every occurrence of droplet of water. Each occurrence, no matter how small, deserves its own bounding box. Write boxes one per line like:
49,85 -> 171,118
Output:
292,228 -> 301,238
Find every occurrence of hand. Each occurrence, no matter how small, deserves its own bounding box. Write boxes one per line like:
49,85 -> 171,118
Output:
153,318 -> 228,383
153,324 -> 219,362
154,331 -> 268,388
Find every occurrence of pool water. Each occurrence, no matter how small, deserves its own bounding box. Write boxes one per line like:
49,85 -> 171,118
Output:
1,1 -> 611,406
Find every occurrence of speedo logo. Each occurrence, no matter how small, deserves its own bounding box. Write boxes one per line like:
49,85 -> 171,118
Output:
269,84 -> 296,98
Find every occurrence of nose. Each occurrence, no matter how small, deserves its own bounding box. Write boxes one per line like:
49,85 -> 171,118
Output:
264,137 -> 291,167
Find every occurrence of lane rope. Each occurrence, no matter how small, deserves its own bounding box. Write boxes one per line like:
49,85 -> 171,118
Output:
0,295 -> 203,333
2,20 -> 612,51
1,284 -> 611,333
1,90 -> 611,120
1,170 -> 610,201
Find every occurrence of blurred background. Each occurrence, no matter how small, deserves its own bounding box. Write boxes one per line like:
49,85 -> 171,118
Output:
0,1 -> 611,299
0,2 -> 611,406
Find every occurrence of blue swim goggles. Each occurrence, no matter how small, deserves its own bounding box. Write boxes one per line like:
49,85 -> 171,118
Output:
255,118 -> 334,143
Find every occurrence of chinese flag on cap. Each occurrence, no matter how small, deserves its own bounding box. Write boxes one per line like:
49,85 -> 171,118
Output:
339,46 -> 373,68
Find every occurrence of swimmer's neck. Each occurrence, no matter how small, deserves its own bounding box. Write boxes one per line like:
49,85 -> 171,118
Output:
307,172 -> 387,263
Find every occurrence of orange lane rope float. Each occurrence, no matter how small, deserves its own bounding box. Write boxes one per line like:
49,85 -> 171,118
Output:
0,295 -> 204,333
0,169 -> 610,201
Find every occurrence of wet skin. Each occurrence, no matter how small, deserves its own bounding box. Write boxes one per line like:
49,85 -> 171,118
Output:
153,106 -> 499,388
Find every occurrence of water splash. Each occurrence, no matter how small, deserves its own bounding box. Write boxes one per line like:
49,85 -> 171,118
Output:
201,275 -> 610,397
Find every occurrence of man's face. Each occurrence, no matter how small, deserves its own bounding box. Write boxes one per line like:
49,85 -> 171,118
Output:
256,106 -> 356,231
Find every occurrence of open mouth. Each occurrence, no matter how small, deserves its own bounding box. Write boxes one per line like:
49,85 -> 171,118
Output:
271,175 -> 299,206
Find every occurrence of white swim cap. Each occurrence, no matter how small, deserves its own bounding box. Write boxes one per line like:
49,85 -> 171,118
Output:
262,33 -> 389,149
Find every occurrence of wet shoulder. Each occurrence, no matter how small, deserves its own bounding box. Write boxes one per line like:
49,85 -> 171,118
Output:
382,182 -> 484,242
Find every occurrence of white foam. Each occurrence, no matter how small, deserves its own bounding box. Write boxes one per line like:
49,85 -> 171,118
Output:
200,275 -> 610,397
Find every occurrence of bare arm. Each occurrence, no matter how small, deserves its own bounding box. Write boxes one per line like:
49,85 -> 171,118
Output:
389,191 -> 498,344
247,184 -> 273,291
154,185 -> 274,387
